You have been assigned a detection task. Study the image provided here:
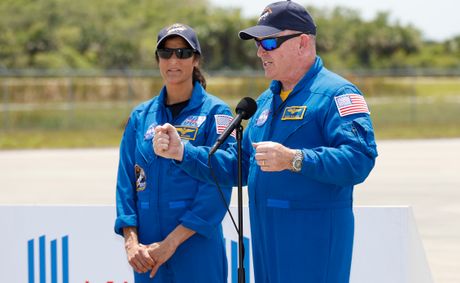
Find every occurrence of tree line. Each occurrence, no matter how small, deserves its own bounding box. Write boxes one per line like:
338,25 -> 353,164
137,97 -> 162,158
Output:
1,0 -> 459,71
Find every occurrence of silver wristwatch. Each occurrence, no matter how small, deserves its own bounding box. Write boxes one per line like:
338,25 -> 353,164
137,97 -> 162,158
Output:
291,150 -> 303,173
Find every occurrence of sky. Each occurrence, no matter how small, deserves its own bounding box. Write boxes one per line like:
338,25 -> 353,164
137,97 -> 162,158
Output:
210,0 -> 460,42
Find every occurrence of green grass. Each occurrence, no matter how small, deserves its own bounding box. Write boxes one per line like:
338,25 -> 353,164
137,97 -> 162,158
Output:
0,129 -> 123,149
2,122 -> 459,149
370,95 -> 460,139
1,103 -> 131,129
1,76 -> 460,149
0,104 -> 131,148
350,76 -> 460,97
1,97 -> 459,149
374,124 -> 460,139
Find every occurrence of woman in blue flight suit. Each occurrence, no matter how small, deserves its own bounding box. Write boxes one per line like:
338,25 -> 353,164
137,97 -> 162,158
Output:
114,23 -> 233,282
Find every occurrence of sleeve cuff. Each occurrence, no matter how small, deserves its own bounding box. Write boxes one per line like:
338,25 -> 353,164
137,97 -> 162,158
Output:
300,148 -> 318,175
180,211 -> 216,239
114,215 -> 138,236
173,142 -> 200,168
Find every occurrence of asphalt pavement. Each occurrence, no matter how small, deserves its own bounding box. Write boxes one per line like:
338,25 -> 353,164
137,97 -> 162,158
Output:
1,139 -> 459,283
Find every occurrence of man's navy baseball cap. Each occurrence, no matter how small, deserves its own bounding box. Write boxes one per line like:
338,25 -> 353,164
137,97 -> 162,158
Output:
239,0 -> 316,40
156,23 -> 202,54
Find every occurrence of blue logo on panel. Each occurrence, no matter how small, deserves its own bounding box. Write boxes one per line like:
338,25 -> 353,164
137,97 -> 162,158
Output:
28,235 -> 69,283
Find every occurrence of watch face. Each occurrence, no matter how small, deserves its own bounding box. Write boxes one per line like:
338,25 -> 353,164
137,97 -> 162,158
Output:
294,159 -> 302,170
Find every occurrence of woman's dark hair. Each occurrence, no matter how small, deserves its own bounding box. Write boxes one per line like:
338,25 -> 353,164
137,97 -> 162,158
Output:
155,36 -> 207,89
192,60 -> 206,90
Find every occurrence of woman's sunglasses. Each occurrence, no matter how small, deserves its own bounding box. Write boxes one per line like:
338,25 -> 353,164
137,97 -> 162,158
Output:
156,48 -> 195,59
255,33 -> 304,51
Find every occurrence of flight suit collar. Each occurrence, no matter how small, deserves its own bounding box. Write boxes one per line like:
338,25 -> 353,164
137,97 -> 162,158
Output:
258,56 -> 323,144
140,82 -> 208,162
155,81 -> 207,121
269,55 -> 323,100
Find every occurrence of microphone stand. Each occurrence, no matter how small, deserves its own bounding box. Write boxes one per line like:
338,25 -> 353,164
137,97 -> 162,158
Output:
236,124 -> 246,283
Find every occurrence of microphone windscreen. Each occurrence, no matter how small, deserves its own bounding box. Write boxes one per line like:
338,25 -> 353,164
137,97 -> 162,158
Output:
235,97 -> 257,120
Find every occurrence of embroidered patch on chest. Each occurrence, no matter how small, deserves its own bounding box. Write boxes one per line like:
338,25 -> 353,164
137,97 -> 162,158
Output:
181,115 -> 207,127
144,122 -> 157,140
135,164 -> 147,191
175,126 -> 198,140
256,109 -> 270,126
281,106 -> 307,120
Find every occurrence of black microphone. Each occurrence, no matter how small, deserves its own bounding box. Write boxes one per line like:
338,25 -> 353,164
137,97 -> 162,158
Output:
209,97 -> 257,156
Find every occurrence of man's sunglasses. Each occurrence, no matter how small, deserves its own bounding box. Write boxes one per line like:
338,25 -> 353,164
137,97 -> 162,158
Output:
156,48 -> 195,59
255,33 -> 305,51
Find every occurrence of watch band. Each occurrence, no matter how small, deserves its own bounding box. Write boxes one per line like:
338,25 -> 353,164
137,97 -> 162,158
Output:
291,149 -> 303,172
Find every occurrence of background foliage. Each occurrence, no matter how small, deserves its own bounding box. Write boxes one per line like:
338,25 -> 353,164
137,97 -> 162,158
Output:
1,0 -> 460,148
1,0 -> 460,71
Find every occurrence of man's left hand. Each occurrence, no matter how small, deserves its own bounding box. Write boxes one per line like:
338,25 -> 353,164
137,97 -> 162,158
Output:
253,141 -> 296,172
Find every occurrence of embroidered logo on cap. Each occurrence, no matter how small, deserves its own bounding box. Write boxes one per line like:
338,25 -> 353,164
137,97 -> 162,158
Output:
259,8 -> 273,21
167,23 -> 186,34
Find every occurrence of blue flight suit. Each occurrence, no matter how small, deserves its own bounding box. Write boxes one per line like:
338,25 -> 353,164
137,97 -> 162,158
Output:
176,57 -> 378,282
115,82 -> 234,283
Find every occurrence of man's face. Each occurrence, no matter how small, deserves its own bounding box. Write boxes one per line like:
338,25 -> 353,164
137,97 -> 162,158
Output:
256,30 -> 310,82
255,31 -> 303,81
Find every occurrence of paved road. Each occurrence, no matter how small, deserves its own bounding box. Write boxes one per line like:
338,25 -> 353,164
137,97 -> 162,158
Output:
1,139 -> 459,283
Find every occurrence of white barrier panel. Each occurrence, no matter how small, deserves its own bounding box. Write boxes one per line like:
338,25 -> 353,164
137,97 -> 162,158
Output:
0,206 -> 432,283
350,207 -> 433,283
1,206 -> 131,283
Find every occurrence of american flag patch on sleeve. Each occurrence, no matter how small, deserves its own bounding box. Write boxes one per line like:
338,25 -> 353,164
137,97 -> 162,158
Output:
334,94 -> 370,117
214,114 -> 236,137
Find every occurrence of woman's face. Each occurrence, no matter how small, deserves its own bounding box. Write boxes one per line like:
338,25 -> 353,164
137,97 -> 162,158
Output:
158,36 -> 198,87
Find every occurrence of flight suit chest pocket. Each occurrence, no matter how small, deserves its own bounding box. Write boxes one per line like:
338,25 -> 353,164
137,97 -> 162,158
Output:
273,109 -> 315,144
281,109 -> 314,128
248,123 -> 266,144
136,134 -> 157,165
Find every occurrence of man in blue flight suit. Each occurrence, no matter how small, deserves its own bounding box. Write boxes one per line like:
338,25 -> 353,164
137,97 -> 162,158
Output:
153,1 -> 378,282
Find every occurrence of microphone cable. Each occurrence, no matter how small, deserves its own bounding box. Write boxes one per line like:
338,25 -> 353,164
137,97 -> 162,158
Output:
207,154 -> 239,234
208,154 -> 246,270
